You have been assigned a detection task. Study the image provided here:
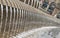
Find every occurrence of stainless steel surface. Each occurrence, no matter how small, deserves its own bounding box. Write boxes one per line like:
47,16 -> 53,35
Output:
0,0 -> 60,38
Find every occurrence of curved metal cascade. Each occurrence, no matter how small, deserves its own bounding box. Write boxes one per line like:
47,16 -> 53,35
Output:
0,0 -> 60,38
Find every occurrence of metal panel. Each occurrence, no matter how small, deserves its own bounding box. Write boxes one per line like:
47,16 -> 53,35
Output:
2,5 -> 8,38
0,5 -> 3,38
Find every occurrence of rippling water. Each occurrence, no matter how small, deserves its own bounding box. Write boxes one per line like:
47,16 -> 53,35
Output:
12,26 -> 60,38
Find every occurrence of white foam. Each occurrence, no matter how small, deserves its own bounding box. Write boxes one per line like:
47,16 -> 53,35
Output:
11,26 -> 60,38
